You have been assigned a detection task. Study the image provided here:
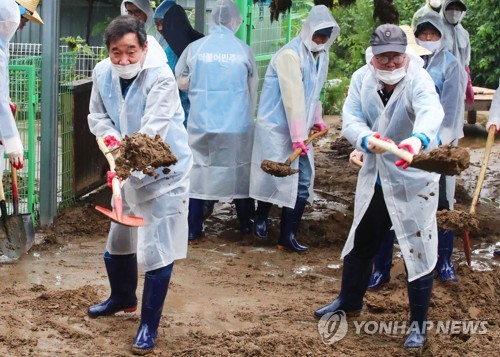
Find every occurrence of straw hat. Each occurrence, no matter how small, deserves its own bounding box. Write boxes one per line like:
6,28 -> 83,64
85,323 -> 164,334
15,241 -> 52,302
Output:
399,25 -> 431,56
16,0 -> 44,24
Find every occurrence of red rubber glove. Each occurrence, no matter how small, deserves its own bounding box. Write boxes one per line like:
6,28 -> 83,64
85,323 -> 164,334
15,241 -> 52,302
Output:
9,153 -> 24,169
292,141 -> 310,156
106,171 -> 121,188
395,137 -> 421,169
312,122 -> 328,133
9,101 -> 16,116
104,135 -> 120,150
465,66 -> 474,105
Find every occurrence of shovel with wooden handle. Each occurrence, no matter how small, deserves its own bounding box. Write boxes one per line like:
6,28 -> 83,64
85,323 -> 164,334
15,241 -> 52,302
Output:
367,136 -> 470,176
95,137 -> 145,227
261,128 -> 329,177
0,174 -> 26,259
10,167 -> 35,253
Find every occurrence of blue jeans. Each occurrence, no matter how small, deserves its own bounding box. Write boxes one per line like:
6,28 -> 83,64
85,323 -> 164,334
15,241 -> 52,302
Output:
297,154 -> 312,200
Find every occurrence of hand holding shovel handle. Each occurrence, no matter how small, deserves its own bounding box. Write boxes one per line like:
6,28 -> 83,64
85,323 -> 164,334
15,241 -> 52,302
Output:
367,136 -> 414,163
288,128 -> 329,164
96,137 -> 144,227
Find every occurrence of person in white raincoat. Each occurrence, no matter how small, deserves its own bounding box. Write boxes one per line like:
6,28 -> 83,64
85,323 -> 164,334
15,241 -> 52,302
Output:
314,24 -> 444,350
441,0 -> 474,104
487,81 -> 500,258
120,0 -> 168,50
249,5 -> 340,253
175,0 -> 258,241
86,16 -> 192,355
0,0 -> 43,179
369,17 -> 466,289
411,0 -> 442,28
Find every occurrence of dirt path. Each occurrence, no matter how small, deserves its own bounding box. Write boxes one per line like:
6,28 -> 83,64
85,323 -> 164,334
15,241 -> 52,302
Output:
0,116 -> 498,356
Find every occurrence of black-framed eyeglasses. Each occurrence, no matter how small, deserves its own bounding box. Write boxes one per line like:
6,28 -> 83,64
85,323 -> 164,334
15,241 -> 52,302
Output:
375,54 -> 406,65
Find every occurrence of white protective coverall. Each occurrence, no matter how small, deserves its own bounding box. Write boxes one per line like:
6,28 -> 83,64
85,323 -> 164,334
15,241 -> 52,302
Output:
441,0 -> 470,67
0,1 -> 23,174
120,0 -> 168,50
249,5 -> 340,208
175,0 -> 258,201
87,36 -> 193,272
342,48 -> 444,282
415,12 -> 466,209
411,0 -> 442,28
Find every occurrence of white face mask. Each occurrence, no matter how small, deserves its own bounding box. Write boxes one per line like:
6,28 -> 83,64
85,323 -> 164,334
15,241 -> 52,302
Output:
429,0 -> 441,9
111,61 -> 142,79
445,10 -> 464,24
416,39 -> 442,53
310,42 -> 326,52
374,67 -> 407,85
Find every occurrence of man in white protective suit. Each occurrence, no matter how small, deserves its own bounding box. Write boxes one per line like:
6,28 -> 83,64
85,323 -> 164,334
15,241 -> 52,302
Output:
314,24 -> 444,350
87,15 -> 192,355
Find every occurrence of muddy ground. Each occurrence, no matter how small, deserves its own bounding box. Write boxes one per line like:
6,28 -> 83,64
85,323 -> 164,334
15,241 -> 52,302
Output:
0,116 -> 499,356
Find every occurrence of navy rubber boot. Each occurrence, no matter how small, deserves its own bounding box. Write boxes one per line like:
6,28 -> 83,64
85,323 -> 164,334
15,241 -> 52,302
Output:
202,200 -> 217,220
132,263 -> 173,355
277,198 -> 308,253
253,201 -> 273,239
436,229 -> 458,283
188,198 -> 205,241
404,272 -> 433,349
368,231 -> 395,290
88,252 -> 138,318
314,253 -> 373,318
234,198 -> 255,235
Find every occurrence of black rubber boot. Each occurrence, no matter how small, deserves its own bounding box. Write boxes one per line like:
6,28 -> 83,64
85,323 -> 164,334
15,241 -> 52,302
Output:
368,231 -> 394,290
234,198 -> 255,235
253,201 -> 273,239
132,263 -> 173,355
188,198 -> 205,241
88,252 -> 138,317
314,253 -> 373,318
277,198 -> 308,253
404,272 -> 433,349
436,229 -> 458,283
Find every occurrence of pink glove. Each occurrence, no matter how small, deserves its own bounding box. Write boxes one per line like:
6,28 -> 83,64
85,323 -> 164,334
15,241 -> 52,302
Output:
395,137 -> 422,169
293,141 -> 310,156
312,122 -> 328,133
366,132 -> 394,154
486,117 -> 500,135
465,66 -> 474,104
349,149 -> 363,167
106,171 -> 121,188
9,152 -> 24,169
104,135 -> 121,150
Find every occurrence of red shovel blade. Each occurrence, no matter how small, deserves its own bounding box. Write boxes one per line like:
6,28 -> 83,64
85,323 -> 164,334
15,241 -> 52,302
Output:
95,205 -> 145,227
463,231 -> 472,267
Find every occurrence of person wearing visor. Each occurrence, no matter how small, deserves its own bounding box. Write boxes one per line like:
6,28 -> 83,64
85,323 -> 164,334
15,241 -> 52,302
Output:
121,0 -> 167,50
411,0 -> 442,28
87,16 -> 192,355
368,17 -> 466,292
249,5 -> 340,253
0,0 -> 43,181
314,24 -> 444,350
441,0 -> 473,104
175,0 -> 258,242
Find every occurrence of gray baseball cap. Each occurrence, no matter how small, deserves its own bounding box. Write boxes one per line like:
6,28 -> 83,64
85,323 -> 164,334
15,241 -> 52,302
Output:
370,24 -> 407,55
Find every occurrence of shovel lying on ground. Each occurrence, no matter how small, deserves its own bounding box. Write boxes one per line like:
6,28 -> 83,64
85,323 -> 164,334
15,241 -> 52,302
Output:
367,136 -> 470,175
95,137 -> 145,227
261,128 -> 329,177
437,126 -> 497,266
0,172 -> 28,259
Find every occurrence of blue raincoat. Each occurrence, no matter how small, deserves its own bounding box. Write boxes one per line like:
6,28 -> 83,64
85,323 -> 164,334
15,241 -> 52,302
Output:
88,36 -> 193,272
342,49 -> 444,282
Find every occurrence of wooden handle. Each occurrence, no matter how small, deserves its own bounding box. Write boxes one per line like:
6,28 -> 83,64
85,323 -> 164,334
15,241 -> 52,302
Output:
0,175 -> 5,201
288,129 -> 329,163
350,156 -> 363,168
469,126 -> 496,215
97,137 -> 116,171
11,167 -> 19,215
367,136 -> 414,163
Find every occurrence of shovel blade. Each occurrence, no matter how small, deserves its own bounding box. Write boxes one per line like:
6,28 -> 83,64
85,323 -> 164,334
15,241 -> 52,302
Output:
95,205 -> 145,227
0,216 -> 28,260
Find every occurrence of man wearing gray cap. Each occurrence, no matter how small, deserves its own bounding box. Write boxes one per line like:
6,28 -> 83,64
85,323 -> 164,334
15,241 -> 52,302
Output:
314,24 -> 444,350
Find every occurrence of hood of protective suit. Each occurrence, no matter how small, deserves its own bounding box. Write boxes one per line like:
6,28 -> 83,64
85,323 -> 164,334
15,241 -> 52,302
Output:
442,0 -> 467,11
120,0 -> 155,31
299,5 -> 340,52
153,0 -> 176,19
414,11 -> 446,53
211,0 -> 243,33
